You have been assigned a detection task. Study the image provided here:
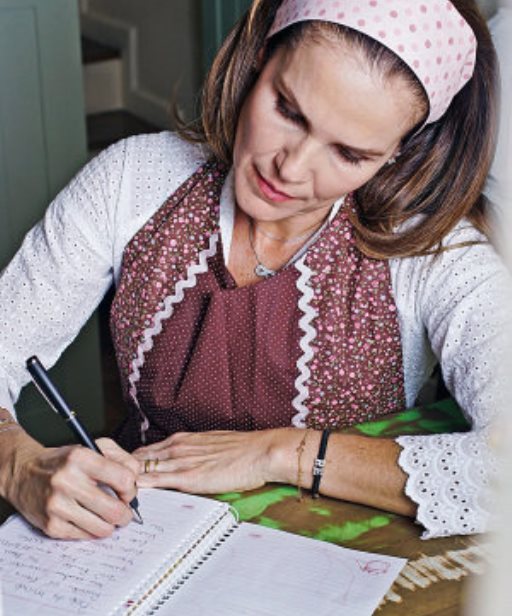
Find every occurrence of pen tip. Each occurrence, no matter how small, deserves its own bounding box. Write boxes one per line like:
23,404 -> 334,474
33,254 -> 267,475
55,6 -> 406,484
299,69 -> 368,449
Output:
132,508 -> 144,525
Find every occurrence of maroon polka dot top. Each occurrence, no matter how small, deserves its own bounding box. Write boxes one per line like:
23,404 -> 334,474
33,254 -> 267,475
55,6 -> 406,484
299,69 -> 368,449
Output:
110,161 -> 405,451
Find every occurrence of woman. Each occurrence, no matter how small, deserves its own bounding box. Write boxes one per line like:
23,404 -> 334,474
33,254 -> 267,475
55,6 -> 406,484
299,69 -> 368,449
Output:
0,0 -> 508,541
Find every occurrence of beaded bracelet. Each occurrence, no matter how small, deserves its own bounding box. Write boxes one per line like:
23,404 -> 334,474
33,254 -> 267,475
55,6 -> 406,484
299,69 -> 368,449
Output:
311,429 -> 331,499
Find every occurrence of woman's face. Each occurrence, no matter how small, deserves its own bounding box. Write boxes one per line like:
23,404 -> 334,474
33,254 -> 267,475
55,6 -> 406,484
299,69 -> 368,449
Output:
233,37 -> 422,223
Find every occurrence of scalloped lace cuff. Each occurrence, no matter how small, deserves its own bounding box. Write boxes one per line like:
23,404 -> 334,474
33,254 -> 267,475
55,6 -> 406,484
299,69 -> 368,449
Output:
396,431 -> 498,539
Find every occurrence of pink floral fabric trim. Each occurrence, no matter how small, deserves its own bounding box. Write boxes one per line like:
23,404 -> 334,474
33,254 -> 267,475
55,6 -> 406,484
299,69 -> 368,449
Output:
110,162 -> 227,430
300,195 -> 405,429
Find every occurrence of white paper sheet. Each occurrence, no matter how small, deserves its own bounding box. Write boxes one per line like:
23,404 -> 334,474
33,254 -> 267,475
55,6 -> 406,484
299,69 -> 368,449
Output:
0,489 -> 405,616
159,522 -> 406,616
0,490 -> 227,616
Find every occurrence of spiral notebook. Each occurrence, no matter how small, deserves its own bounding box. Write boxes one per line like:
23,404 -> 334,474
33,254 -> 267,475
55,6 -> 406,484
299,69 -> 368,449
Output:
0,489 -> 405,616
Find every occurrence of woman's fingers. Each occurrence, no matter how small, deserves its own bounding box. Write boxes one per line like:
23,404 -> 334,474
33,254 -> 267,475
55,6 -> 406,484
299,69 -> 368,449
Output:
75,483 -> 133,530
137,457 -> 223,492
96,437 -> 140,475
138,469 -> 201,491
96,437 -> 140,503
138,454 -> 204,479
61,445 -> 138,509
136,430 -> 279,493
133,431 -> 242,463
133,431 -> 234,453
11,441 -> 139,539
42,517 -> 98,541
133,438 -> 175,457
43,448 -> 135,534
43,487 -> 122,539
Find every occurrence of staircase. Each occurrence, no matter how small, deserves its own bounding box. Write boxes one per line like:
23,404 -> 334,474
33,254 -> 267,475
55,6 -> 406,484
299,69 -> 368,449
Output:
81,36 -> 160,156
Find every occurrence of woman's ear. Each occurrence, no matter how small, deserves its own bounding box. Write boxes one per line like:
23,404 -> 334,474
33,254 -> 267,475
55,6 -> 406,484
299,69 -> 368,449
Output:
385,149 -> 402,166
255,45 -> 266,72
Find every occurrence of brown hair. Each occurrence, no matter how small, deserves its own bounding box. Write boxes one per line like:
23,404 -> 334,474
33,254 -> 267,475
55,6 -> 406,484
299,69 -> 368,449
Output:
178,0 -> 497,259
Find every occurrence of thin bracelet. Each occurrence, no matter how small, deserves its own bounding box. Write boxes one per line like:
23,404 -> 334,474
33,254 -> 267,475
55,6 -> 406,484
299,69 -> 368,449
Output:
0,417 -> 18,427
311,429 -> 331,499
0,418 -> 21,435
0,425 -> 21,435
295,429 -> 309,502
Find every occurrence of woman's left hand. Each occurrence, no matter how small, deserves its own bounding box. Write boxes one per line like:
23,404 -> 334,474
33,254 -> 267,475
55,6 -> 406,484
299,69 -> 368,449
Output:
133,430 -> 285,493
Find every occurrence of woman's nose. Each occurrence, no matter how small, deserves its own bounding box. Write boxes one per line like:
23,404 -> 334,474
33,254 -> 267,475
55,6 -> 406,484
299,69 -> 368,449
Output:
275,137 -> 316,184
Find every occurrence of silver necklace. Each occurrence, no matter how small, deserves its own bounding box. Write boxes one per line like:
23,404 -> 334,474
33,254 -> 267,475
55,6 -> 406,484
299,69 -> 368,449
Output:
247,217 -> 329,279
248,220 -> 277,278
254,220 -> 323,245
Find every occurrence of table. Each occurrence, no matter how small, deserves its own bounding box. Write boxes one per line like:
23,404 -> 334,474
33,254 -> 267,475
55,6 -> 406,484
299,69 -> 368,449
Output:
214,400 -> 481,616
0,399 -> 483,615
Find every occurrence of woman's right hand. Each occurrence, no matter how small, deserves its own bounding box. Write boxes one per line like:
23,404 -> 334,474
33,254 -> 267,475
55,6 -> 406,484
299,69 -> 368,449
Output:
0,423 -> 139,540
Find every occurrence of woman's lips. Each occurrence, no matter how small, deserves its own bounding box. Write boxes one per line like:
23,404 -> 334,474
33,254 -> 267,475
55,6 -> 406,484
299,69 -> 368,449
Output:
255,168 -> 295,203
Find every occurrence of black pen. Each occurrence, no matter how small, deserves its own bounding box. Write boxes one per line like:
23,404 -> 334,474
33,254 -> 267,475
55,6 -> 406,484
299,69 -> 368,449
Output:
26,355 -> 143,525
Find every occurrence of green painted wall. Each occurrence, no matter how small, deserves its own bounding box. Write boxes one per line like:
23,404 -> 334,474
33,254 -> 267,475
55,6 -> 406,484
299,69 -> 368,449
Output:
201,0 -> 253,73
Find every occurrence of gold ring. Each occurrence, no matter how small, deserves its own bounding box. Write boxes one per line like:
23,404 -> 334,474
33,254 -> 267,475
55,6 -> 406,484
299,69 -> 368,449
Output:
144,459 -> 151,474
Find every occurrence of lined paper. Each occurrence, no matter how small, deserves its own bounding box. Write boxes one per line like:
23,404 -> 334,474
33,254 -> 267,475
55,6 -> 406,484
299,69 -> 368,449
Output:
0,490 -> 227,616
161,522 -> 406,616
0,490 -> 405,616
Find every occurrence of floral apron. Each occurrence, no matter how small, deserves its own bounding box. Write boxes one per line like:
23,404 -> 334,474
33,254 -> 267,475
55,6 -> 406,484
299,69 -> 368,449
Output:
110,161 -> 405,450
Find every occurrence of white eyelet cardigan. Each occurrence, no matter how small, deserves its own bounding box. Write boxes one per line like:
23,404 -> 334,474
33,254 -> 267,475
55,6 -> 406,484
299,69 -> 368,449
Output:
0,132 -> 510,538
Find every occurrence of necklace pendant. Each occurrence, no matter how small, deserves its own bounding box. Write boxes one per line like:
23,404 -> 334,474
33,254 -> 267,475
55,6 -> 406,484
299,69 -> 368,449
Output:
254,263 -> 276,278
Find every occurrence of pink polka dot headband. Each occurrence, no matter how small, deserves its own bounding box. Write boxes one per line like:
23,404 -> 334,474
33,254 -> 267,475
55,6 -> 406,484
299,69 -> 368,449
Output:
268,0 -> 477,124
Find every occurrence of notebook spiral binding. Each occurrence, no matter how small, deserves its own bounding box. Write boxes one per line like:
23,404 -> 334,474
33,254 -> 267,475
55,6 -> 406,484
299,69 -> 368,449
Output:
146,522 -> 238,615
116,504 -> 239,616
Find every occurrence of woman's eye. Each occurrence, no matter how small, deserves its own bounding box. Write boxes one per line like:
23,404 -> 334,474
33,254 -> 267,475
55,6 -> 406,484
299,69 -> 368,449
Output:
276,94 -> 304,126
335,146 -> 364,167
275,92 -> 364,167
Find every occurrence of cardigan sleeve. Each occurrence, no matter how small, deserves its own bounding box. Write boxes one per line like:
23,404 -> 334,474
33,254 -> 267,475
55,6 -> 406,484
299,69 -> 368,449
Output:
0,131 -> 207,419
0,139 -> 129,417
394,224 -> 511,538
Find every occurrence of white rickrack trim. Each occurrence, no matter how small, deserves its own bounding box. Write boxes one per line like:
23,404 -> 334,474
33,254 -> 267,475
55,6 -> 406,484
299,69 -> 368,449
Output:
291,255 -> 318,428
127,232 -> 220,442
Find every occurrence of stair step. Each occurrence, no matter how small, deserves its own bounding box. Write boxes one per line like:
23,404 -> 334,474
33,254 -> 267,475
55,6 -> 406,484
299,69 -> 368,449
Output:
81,36 -> 121,64
83,55 -> 123,116
87,110 -> 161,152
